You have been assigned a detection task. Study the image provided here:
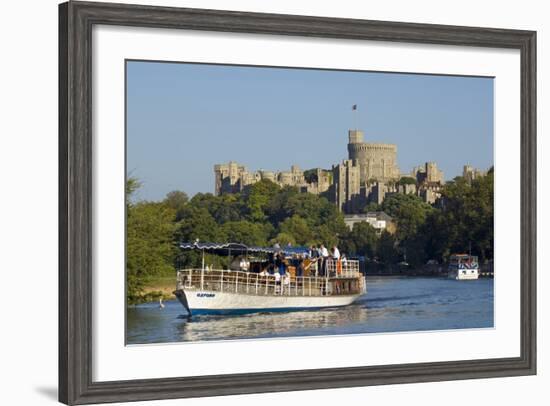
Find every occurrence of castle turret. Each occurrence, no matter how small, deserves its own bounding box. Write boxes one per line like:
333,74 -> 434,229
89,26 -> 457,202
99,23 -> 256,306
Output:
347,129 -> 399,184
348,130 -> 364,144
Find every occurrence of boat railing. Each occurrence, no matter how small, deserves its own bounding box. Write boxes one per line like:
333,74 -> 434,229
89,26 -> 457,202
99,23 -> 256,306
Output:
324,258 -> 360,278
176,267 -> 364,297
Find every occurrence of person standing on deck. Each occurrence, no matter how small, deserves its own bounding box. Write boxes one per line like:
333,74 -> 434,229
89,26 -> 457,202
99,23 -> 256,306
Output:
294,254 -> 305,278
275,252 -> 286,275
319,244 -> 329,276
332,245 -> 341,275
283,271 -> 291,294
274,269 -> 282,294
309,245 -> 319,276
239,257 -> 249,272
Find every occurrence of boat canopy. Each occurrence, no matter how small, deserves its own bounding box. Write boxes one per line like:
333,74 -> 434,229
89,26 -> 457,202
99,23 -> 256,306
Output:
179,241 -> 310,257
449,254 -> 479,263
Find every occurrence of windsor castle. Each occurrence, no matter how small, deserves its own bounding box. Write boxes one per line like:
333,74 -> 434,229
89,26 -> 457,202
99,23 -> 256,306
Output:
214,129 -> 485,214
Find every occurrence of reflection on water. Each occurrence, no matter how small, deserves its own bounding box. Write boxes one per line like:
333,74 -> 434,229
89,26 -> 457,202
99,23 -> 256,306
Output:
177,305 -> 368,341
127,276 -> 494,344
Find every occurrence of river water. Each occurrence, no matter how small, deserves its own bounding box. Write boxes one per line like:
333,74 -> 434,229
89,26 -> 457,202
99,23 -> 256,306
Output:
126,276 -> 494,344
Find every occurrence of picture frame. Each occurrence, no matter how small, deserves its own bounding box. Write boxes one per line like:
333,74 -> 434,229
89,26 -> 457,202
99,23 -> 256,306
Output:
59,1 -> 536,404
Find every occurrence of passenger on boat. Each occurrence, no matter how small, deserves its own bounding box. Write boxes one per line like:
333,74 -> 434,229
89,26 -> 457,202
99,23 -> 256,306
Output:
283,272 -> 291,292
332,246 -> 342,275
341,254 -> 348,270
295,254 -> 305,277
267,251 -> 275,273
319,244 -> 329,276
275,252 -> 286,275
309,245 -> 319,276
274,270 -> 282,294
239,257 -> 250,272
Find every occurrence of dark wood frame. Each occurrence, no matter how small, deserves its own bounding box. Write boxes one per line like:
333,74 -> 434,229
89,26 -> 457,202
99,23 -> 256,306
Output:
59,1 -> 537,404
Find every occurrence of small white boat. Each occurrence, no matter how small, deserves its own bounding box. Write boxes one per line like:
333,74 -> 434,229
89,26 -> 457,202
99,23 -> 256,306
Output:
174,242 -> 366,315
448,254 -> 479,280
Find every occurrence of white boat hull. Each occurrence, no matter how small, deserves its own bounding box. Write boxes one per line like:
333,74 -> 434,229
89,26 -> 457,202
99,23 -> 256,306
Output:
448,269 -> 479,280
175,289 -> 362,315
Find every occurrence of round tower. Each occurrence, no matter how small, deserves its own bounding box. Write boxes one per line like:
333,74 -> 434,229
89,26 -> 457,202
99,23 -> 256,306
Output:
346,129 -> 399,184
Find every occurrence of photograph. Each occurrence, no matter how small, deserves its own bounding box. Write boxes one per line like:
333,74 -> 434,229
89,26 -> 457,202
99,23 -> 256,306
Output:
125,60 -> 495,345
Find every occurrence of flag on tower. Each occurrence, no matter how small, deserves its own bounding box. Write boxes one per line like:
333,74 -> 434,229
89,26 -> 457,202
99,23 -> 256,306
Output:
352,104 -> 357,110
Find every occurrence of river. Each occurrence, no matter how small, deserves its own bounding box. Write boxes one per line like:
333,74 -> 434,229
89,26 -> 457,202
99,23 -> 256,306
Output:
126,276 -> 494,344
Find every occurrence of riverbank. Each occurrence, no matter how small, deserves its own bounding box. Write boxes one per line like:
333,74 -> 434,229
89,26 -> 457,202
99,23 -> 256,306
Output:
133,275 -> 175,304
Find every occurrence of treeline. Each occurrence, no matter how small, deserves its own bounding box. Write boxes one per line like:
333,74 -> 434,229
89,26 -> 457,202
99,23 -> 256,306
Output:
126,169 -> 493,302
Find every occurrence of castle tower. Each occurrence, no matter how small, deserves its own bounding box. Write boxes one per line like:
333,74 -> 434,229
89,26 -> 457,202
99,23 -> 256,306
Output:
332,159 -> 361,212
348,129 -> 364,144
214,161 -> 248,195
425,162 -> 444,183
347,129 -> 399,184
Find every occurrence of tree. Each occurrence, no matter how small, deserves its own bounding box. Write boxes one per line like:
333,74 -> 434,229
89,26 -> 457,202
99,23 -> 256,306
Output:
380,193 -> 434,242
175,206 -> 224,243
189,192 -> 245,224
430,171 -> 494,262
126,200 -> 176,303
242,179 -> 280,222
377,230 -> 398,264
126,177 -> 141,205
279,215 -> 314,246
313,224 -> 340,248
220,220 -> 272,246
398,176 -> 417,185
362,202 -> 381,213
264,185 -> 301,225
266,187 -> 347,241
270,232 -> 296,247
340,222 -> 378,258
163,190 -> 188,209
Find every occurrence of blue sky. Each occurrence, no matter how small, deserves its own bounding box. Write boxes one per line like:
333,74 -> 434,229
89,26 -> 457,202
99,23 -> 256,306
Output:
126,61 -> 493,201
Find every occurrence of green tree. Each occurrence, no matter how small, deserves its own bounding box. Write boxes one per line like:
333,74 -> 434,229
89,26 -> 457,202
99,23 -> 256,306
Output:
220,220 -> 272,246
429,171 -> 494,262
377,230 -> 398,264
126,177 -> 141,205
362,202 -> 381,213
270,232 -> 296,247
266,188 -> 347,242
163,190 -> 189,220
243,179 -> 280,222
380,193 -> 434,242
279,215 -> 314,245
313,224 -> 340,248
398,176 -> 417,185
190,192 -> 245,224
340,222 -> 378,258
126,198 -> 176,303
175,206 -> 224,243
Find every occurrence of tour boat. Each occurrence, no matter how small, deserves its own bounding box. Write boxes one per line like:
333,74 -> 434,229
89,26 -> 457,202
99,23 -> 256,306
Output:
448,254 -> 479,280
174,242 -> 367,316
